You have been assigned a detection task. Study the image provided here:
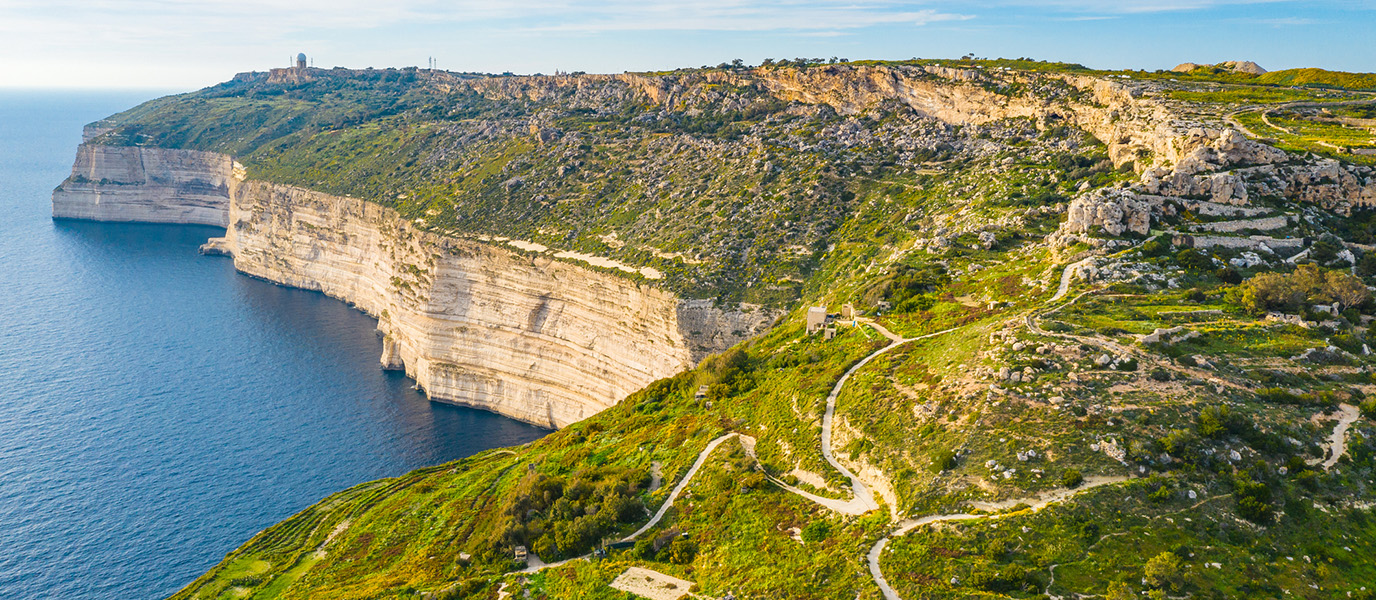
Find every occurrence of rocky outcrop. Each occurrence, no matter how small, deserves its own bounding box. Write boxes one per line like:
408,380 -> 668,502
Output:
52,144 -> 237,227
55,145 -> 778,428
1172,61 -> 1267,75
1054,189 -> 1152,243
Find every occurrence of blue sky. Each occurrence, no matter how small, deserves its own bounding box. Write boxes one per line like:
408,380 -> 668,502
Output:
0,0 -> 1370,90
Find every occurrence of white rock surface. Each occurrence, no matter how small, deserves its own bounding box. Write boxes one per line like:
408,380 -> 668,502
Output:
53,145 -> 779,428
52,144 -> 235,226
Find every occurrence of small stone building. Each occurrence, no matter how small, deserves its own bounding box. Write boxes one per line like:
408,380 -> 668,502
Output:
806,306 -> 828,334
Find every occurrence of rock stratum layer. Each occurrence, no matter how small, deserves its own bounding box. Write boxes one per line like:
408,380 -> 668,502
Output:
52,146 -> 776,428
52,143 -> 238,227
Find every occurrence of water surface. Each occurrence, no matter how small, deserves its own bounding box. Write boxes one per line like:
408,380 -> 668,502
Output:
0,91 -> 546,599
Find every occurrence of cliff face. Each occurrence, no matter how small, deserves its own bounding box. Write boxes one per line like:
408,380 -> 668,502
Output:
51,144 -> 237,227
746,66 -> 1181,170
55,146 -> 776,428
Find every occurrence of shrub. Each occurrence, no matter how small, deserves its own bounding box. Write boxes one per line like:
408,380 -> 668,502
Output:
1062,469 -> 1084,488
1176,248 -> 1215,272
1145,551 -> 1184,590
1362,399 -> 1376,419
633,538 -> 656,560
1215,267 -> 1243,284
1150,368 -> 1171,382
1159,428 -> 1194,452
1106,581 -> 1135,600
1234,475 -> 1274,524
1115,357 -> 1139,372
1228,264 -> 1370,314
1310,235 -> 1343,265
800,521 -> 830,543
1197,405 -> 1245,438
929,447 -> 958,473
1358,252 -> 1376,278
667,536 -> 697,564
1141,239 -> 1172,257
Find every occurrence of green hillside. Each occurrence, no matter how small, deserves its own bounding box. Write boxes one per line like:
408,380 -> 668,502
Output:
78,61 -> 1376,599
1259,68 -> 1376,91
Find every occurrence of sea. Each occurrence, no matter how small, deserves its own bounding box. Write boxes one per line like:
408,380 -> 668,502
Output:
0,91 -> 547,599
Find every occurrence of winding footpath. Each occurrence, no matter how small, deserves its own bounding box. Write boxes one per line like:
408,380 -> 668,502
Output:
516,317 -> 1130,600
518,432 -> 739,573
1320,403 -> 1361,471
867,476 -> 1127,600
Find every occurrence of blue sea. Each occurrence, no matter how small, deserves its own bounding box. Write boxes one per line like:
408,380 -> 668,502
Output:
0,91 -> 546,599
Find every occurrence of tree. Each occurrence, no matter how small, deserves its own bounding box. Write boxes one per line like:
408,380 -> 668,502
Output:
667,536 -> 697,564
801,521 -> 830,543
1062,469 -> 1084,488
633,538 -> 656,560
1106,581 -> 1135,600
1309,235 -> 1343,264
1144,551 -> 1184,590
1357,251 -> 1376,277
1325,270 -> 1370,310
1229,271 -> 1304,313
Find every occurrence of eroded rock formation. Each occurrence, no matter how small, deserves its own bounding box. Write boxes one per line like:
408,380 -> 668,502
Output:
53,147 -> 777,428
52,144 -> 238,226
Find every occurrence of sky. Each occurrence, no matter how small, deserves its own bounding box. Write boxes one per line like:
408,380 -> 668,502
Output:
0,0 -> 1371,91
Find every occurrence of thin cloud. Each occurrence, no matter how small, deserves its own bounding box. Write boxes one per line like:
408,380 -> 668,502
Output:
1244,16 -> 1322,25
964,0 -> 1289,14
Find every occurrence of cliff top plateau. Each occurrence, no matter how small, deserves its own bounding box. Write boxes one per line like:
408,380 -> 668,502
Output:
55,56 -> 1376,599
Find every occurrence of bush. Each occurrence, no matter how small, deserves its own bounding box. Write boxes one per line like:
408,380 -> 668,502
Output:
1141,239 -> 1172,257
1062,469 -> 1084,488
800,521 -> 830,543
1310,235 -> 1343,265
929,447 -> 958,473
1234,475 -> 1274,524
1177,248 -> 1215,272
1363,399 -> 1376,419
1197,405 -> 1245,438
1106,581 -> 1135,600
1215,267 -> 1243,284
667,536 -> 697,564
1115,357 -> 1139,372
1228,265 -> 1370,314
633,538 -> 656,560
1150,368 -> 1171,382
1144,551 -> 1184,590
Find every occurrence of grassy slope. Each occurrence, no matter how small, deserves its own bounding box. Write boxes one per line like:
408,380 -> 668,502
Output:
106,63 -> 1376,599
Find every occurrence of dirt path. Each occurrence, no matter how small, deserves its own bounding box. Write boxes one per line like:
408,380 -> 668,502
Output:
1320,403 -> 1361,470
624,433 -> 738,541
867,477 -> 1128,600
819,322 -> 960,515
1051,257 -> 1096,303
518,432 -> 739,574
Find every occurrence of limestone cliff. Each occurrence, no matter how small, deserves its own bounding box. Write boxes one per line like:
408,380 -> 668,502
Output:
54,146 -> 777,428
52,144 -> 238,227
